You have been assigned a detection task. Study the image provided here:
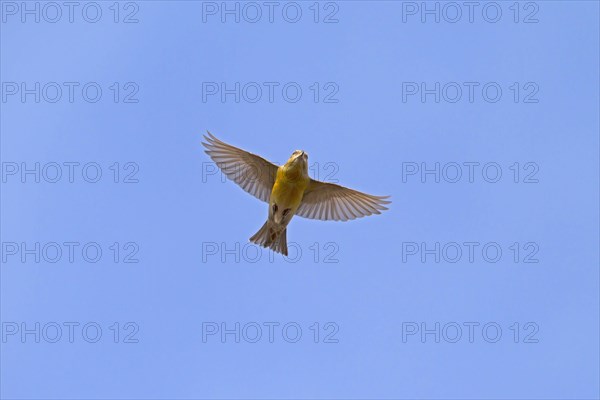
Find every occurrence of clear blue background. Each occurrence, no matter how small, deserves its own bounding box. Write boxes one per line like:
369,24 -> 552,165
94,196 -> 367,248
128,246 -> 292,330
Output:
1,1 -> 599,399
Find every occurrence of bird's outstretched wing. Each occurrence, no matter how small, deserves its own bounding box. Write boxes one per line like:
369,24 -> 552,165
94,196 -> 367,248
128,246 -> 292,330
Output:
202,132 -> 278,203
296,179 -> 390,221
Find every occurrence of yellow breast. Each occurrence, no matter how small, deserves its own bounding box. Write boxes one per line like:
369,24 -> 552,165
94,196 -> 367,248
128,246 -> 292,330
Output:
270,167 -> 309,211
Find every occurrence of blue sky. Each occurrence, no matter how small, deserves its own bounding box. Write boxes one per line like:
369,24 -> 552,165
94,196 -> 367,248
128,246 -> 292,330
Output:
1,1 -> 599,399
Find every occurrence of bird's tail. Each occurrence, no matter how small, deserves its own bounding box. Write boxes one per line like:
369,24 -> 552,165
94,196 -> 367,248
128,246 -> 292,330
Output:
249,221 -> 288,256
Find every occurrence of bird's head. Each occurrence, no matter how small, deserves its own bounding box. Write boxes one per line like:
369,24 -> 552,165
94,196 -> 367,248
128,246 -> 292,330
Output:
289,150 -> 308,163
285,150 -> 309,173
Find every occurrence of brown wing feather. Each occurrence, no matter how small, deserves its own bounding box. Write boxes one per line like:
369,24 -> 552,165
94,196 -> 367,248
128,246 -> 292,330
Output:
202,132 -> 278,203
296,179 -> 390,221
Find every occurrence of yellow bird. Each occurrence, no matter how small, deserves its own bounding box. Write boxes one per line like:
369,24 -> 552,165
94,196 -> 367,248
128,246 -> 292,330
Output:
202,132 -> 390,256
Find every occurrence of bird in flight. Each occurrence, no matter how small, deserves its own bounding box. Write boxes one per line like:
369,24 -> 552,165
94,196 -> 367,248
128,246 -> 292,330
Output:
202,132 -> 390,256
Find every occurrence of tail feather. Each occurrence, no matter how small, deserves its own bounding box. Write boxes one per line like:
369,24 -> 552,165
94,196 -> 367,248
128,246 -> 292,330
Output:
274,228 -> 287,256
249,221 -> 288,256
